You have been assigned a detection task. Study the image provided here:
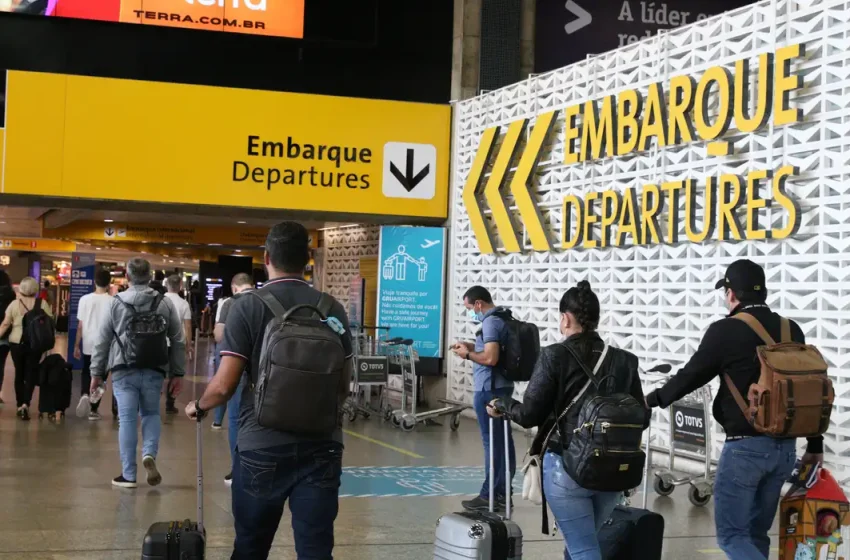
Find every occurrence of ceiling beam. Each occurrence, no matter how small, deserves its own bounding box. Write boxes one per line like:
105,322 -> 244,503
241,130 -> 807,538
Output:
42,208 -> 90,229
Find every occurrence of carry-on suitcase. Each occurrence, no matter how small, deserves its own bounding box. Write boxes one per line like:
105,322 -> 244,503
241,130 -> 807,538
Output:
599,406 -> 665,560
141,413 -> 206,560
434,416 -> 523,559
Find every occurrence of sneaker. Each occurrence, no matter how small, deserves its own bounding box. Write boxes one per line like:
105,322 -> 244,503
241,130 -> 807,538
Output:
112,476 -> 137,489
18,406 -> 30,421
88,412 -> 102,421
461,496 -> 490,512
165,405 -> 179,415
224,472 -> 233,487
142,455 -> 162,487
75,395 -> 91,418
211,423 -> 223,431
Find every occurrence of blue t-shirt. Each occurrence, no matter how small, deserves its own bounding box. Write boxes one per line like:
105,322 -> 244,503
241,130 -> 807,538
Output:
473,307 -> 514,393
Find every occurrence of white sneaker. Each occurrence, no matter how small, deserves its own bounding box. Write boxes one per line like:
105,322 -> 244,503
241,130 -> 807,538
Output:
75,395 -> 91,418
88,412 -> 102,421
142,455 -> 162,487
112,476 -> 137,489
211,423 -> 223,431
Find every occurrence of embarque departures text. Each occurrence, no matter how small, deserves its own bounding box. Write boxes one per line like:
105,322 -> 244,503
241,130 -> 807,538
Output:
559,43 -> 804,249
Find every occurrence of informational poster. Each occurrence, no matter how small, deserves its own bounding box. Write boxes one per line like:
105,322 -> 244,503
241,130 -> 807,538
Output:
67,252 -> 96,370
671,403 -> 707,447
376,226 -> 446,358
535,0 -> 755,73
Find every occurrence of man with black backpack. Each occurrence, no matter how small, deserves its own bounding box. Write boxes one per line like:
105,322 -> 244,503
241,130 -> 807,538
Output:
646,260 -> 826,560
90,257 -> 186,489
185,221 -> 352,560
451,286 -> 529,513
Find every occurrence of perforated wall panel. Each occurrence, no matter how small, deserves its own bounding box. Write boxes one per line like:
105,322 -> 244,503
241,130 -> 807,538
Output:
321,225 -> 380,309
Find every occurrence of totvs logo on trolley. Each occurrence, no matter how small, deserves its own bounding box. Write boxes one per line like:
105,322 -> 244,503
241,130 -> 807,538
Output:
0,0 -> 305,39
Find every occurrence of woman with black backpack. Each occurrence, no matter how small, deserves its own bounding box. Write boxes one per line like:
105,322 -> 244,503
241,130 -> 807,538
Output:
487,281 -> 648,560
0,276 -> 53,421
0,270 -> 15,405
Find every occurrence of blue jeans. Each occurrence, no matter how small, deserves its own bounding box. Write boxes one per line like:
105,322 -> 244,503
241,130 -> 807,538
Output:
543,451 -> 622,560
231,441 -> 343,560
227,379 -> 244,463
473,388 -> 516,500
112,370 -> 164,482
714,437 -> 797,560
213,348 -> 227,425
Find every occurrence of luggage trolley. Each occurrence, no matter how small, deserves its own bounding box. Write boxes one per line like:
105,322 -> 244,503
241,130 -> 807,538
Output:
384,339 -> 469,432
344,325 -> 392,422
653,380 -> 716,507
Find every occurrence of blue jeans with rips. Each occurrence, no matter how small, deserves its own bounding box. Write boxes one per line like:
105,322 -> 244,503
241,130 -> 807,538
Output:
112,370 -> 164,482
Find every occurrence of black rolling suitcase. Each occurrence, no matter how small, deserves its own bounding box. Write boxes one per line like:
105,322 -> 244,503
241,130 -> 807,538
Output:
599,405 -> 664,560
141,415 -> 206,560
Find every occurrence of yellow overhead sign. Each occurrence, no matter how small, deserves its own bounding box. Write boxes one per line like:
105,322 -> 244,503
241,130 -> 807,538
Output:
0,71 -> 451,220
0,238 -> 78,253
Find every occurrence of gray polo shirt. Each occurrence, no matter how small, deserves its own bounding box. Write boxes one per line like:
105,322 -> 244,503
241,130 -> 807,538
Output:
219,278 -> 353,452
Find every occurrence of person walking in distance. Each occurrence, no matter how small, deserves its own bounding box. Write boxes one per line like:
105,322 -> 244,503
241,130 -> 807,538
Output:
90,257 -> 186,489
211,272 -> 254,487
450,286 -> 516,513
185,222 -> 352,560
164,274 -> 192,414
646,260 -> 824,560
0,276 -> 52,421
0,271 -> 16,406
74,268 -> 116,420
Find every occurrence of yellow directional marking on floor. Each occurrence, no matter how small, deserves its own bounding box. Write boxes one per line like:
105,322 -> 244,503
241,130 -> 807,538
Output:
343,429 -> 424,459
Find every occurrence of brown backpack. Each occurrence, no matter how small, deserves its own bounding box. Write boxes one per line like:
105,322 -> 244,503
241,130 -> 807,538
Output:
724,313 -> 833,438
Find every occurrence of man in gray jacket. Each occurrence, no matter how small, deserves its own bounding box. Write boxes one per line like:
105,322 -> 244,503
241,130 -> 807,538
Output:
91,257 -> 186,488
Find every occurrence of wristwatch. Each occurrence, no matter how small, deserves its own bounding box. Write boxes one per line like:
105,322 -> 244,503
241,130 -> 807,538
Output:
195,399 -> 207,418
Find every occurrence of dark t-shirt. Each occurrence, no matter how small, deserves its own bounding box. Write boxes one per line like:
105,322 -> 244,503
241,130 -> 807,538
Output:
219,277 -> 353,451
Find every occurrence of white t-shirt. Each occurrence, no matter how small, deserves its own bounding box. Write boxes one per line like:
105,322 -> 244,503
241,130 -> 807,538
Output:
76,291 -> 112,355
165,292 -> 192,322
215,297 -> 230,323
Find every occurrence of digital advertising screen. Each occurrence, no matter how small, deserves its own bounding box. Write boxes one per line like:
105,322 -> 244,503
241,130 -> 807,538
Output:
0,0 -> 305,39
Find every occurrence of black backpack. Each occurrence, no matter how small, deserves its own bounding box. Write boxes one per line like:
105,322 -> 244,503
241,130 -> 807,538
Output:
250,289 -> 346,435
115,293 -> 169,370
491,309 -> 540,383
21,298 -> 56,354
561,343 -> 649,492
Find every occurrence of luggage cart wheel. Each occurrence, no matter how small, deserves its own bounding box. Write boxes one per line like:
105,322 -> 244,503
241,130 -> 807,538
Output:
347,407 -> 358,422
383,407 -> 394,422
653,476 -> 675,496
688,485 -> 712,507
391,414 -> 402,428
401,417 -> 416,432
449,413 -> 461,432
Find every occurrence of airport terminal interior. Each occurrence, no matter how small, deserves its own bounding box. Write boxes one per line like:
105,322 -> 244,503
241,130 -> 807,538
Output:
0,0 -> 847,558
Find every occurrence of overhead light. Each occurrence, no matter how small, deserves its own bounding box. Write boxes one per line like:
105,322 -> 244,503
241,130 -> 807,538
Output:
180,261 -> 185,265
0,221 -> 6,224
237,221 -> 247,224
235,249 -> 242,252
208,243 -> 222,247
96,247 -> 102,251
169,260 -> 174,263
104,219 -> 114,223
141,241 -> 148,244
163,242 -> 170,245
177,247 -> 183,250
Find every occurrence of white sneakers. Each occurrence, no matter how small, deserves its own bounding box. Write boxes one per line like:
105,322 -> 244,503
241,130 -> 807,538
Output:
75,395 -> 90,418
143,455 -> 162,487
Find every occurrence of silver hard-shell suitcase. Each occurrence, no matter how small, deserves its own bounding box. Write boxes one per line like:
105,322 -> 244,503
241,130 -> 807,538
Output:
434,416 -> 523,559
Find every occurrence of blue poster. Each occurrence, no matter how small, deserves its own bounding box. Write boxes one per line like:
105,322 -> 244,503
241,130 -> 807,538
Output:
377,226 -> 446,358
67,253 -> 96,370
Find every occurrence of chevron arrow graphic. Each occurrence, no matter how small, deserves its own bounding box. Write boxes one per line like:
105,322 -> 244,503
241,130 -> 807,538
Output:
462,127 -> 499,254
483,120 -> 526,253
564,0 -> 592,34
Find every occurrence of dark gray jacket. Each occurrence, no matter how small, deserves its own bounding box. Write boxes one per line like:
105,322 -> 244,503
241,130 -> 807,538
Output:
90,285 -> 186,380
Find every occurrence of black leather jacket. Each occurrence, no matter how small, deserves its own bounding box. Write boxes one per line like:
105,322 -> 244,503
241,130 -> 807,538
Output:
506,332 -> 645,454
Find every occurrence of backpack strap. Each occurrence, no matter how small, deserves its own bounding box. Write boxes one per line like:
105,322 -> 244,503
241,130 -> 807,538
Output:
149,293 -> 164,313
563,340 -> 610,387
316,293 -> 334,320
780,317 -> 792,343
733,312 -> 775,345
248,289 -> 287,317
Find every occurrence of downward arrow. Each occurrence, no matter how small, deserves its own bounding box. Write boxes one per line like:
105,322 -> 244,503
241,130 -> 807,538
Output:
390,149 -> 430,192
564,0 -> 592,34
105,228 -> 115,236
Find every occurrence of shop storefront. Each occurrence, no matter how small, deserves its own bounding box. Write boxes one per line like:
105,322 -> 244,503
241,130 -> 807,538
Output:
448,0 -> 848,476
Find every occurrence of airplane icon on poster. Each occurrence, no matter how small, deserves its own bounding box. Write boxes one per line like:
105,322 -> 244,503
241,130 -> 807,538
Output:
421,239 -> 441,249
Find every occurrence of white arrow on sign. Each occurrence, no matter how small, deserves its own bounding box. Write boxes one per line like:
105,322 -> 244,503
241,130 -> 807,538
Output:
564,0 -> 592,34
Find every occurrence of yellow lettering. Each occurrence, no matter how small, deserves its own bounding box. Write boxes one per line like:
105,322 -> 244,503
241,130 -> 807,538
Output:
561,195 -> 585,249
637,83 -> 668,152
600,190 -> 621,247
617,89 -> 642,156
774,44 -> 805,127
583,192 -> 599,249
734,53 -> 774,133
717,174 -> 745,241
660,180 -> 685,243
685,177 -> 717,243
580,96 -> 617,161
695,66 -> 734,141
745,169 -> 771,240
615,188 -> 640,246
668,75 -> 696,145
640,184 -> 662,245
564,105 -> 582,165
771,165 -> 801,239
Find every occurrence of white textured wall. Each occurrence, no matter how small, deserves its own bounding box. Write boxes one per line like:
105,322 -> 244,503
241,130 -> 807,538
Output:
321,225 -> 380,310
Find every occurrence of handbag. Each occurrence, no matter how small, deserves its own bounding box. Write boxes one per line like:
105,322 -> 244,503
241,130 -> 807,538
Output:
521,342 -> 609,505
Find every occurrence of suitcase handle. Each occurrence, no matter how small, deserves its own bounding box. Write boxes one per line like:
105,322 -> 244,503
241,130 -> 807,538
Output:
488,415 -> 512,520
196,414 -> 204,530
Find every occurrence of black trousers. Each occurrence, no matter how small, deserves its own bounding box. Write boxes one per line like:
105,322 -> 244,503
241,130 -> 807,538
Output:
11,343 -> 39,408
80,354 -> 117,415
0,344 -> 10,395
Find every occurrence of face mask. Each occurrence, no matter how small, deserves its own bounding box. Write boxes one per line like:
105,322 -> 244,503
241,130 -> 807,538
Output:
467,308 -> 483,322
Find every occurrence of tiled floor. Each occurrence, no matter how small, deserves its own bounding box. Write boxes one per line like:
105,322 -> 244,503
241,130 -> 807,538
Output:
0,337 -> 775,559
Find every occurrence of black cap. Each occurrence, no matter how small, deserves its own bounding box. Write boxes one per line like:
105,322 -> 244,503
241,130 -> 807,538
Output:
715,259 -> 766,295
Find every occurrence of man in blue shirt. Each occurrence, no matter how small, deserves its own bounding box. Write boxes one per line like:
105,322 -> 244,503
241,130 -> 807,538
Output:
451,286 -> 516,512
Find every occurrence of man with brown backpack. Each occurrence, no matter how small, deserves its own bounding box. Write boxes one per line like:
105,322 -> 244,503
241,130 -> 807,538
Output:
646,259 -> 831,560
